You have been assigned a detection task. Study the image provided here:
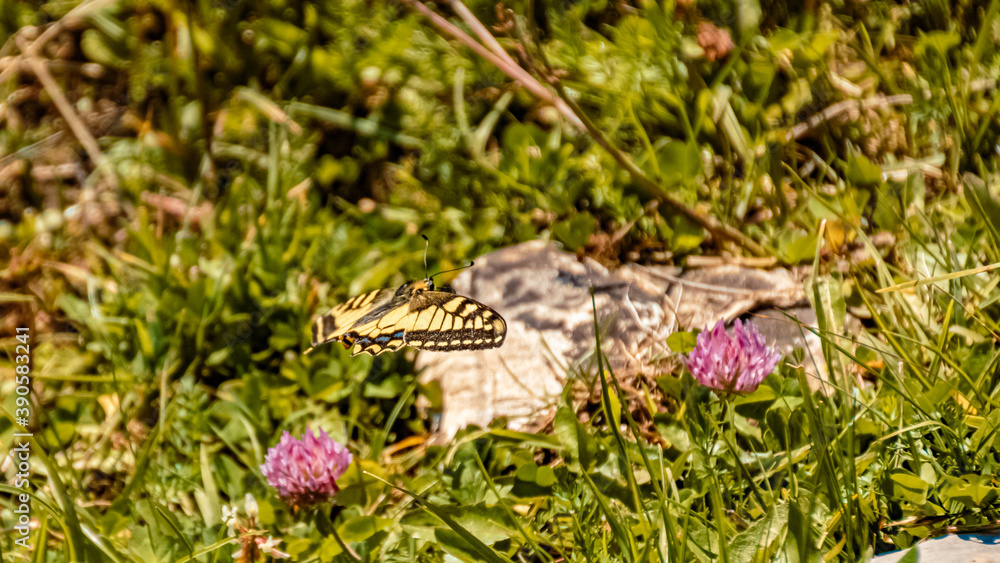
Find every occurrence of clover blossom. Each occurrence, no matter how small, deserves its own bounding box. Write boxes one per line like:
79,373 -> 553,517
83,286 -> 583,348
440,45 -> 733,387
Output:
683,319 -> 781,395
260,428 -> 353,508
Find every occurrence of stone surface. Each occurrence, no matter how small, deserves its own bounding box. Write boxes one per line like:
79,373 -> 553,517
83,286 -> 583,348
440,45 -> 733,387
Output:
664,264 -> 808,330
872,534 -> 1000,562
416,241 -> 673,436
752,307 -> 857,392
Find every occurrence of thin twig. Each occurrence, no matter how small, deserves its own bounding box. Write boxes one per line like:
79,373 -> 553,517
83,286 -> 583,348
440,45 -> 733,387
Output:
876,262 -> 1000,294
328,524 -> 363,562
404,0 -> 768,256
399,0 -> 584,130
140,192 -> 213,224
0,0 -> 117,84
554,80 -> 768,256
783,93 -> 913,143
15,35 -> 117,189
0,57 -> 107,78
447,0 -> 520,70
0,133 -> 64,169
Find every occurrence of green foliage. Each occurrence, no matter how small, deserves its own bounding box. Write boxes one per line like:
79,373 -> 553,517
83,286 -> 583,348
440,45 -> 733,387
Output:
5,0 -> 1000,561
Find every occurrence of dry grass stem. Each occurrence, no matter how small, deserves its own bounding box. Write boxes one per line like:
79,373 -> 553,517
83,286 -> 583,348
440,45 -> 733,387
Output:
400,0 -> 584,130
15,35 -> 117,189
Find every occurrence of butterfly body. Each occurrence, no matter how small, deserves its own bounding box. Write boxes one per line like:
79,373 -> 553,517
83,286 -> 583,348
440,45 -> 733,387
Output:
311,278 -> 506,356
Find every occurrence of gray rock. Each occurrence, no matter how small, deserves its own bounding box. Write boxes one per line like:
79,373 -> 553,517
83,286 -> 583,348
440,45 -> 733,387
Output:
871,534 -> 1000,562
664,265 -> 808,331
416,241 -> 673,436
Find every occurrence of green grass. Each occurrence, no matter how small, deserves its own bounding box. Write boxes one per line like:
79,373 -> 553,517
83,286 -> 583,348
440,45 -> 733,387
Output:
3,0 -> 1000,560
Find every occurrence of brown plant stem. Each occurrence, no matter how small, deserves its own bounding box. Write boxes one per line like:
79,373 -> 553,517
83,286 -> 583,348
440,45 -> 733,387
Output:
546,74 -> 767,257
14,35 -> 118,189
0,0 -> 117,84
403,0 -> 767,256
399,0 -> 584,130
446,0 -> 520,70
783,93 -> 913,143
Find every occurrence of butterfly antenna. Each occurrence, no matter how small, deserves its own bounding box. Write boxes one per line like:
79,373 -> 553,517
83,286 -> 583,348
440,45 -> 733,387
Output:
429,261 -> 475,281
421,234 -> 430,278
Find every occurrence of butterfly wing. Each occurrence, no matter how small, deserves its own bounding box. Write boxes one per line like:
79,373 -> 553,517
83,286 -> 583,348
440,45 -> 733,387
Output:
310,284 -> 506,357
338,298 -> 416,356
400,291 -> 506,352
310,287 -> 397,351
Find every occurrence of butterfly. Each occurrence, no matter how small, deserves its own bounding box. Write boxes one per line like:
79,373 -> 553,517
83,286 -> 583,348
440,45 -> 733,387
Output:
307,265 -> 507,357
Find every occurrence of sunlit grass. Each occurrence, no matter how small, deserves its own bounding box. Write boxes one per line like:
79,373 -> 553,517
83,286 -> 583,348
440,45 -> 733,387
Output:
3,0 -> 1000,561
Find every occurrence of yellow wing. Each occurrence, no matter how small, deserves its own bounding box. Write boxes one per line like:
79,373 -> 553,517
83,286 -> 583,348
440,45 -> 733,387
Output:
360,291 -> 506,355
310,284 -> 506,357
337,301 -> 415,356
309,287 -> 396,352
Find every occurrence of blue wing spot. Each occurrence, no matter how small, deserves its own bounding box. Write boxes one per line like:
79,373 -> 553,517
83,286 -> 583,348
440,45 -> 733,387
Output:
375,331 -> 405,345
